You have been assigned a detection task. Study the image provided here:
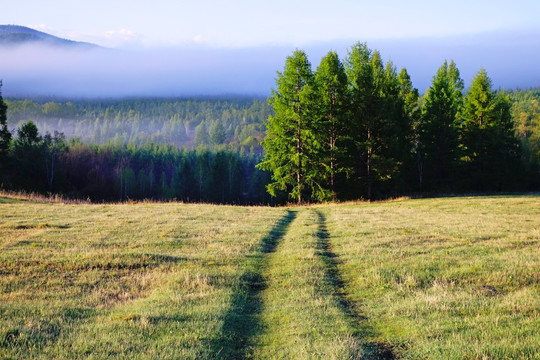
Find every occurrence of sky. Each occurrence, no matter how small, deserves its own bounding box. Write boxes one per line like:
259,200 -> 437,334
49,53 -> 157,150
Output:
2,0 -> 540,96
4,0 -> 540,48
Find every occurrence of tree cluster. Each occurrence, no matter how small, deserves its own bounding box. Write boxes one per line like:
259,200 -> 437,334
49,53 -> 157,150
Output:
259,44 -> 527,203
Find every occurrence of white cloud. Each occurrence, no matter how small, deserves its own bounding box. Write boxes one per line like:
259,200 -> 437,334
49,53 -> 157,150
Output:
67,29 -> 143,48
31,24 -> 55,33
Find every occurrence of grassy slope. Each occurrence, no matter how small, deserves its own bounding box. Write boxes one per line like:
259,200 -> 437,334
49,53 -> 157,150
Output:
0,198 -> 285,359
0,195 -> 538,359
322,196 -> 540,359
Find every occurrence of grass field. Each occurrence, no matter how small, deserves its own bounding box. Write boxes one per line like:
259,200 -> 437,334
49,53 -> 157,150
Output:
0,195 -> 538,359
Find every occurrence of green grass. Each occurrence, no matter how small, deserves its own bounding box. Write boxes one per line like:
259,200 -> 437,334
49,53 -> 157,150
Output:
0,195 -> 538,359
322,196 -> 540,359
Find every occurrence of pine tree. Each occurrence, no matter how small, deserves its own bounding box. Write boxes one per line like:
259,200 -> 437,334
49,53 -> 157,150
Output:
345,43 -> 406,199
12,121 -> 44,190
380,61 -> 412,195
419,60 -> 463,191
460,69 -> 520,190
258,49 -> 320,203
345,42 -> 374,198
0,81 -> 11,167
209,120 -> 226,146
194,121 -> 209,146
398,68 -> 421,188
314,51 -> 349,201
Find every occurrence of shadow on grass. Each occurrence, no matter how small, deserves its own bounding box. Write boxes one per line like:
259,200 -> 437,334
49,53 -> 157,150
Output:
208,210 -> 296,359
315,210 -> 395,360
1,307 -> 96,351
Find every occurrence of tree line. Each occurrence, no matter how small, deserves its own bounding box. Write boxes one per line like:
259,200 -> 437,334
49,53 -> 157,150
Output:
0,128 -> 270,204
0,89 -> 271,204
259,43 -> 536,203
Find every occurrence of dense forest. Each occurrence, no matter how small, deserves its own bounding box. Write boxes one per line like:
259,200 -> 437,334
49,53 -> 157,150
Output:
1,43 -> 539,203
5,97 -> 272,151
1,89 -> 275,203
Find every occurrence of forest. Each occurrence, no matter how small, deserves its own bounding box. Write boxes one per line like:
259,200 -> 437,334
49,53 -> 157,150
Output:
0,42 -> 539,203
4,97 -> 271,151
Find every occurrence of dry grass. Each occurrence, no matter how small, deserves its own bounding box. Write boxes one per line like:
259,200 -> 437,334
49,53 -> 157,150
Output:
0,198 -> 285,359
0,195 -> 538,359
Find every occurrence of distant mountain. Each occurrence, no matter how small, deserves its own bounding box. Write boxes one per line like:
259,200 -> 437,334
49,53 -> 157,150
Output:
0,25 -> 99,49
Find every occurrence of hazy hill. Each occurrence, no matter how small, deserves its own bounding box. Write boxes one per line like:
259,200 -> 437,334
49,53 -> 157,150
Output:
0,24 -> 98,49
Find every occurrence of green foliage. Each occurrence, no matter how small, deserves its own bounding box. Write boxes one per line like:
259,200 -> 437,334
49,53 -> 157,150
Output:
11,121 -> 46,190
398,68 -> 422,188
1,119 -> 269,203
258,49 -> 324,203
209,120 -> 226,145
460,69 -> 521,190
345,43 -> 412,199
8,121 -> 69,192
507,88 -> 540,187
259,45 -> 536,202
0,81 -> 11,166
43,131 -> 68,189
419,60 -> 464,190
2,51 -> 539,202
15,120 -> 41,147
314,51 -> 349,200
193,121 -> 209,146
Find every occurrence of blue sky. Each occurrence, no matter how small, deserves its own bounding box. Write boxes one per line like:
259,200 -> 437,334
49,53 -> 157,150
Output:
2,0 -> 540,96
4,0 -> 540,48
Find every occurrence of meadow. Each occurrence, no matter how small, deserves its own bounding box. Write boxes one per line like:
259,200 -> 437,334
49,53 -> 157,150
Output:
0,195 -> 538,359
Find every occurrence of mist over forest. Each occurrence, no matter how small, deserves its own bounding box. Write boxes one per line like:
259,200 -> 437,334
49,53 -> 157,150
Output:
5,97 -> 272,149
1,30 -> 539,97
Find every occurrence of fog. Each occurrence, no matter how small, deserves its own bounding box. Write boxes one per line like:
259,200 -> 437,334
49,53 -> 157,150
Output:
1,30 -> 539,97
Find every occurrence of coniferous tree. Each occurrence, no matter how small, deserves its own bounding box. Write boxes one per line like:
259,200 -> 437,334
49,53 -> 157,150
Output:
258,49 -> 321,203
379,61 -> 411,195
346,43 -> 407,199
209,120 -> 226,145
43,131 -> 67,190
194,121 -> 209,146
419,60 -> 463,191
460,69 -> 521,190
345,42 -> 374,198
13,121 -> 44,190
398,68 -> 421,190
0,81 -> 11,168
314,51 -> 349,201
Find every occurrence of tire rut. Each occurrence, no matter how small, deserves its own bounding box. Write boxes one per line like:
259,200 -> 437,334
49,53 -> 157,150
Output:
314,209 -> 396,360
209,210 -> 296,359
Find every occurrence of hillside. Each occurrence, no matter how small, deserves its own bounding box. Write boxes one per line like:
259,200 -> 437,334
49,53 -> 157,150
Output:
0,195 -> 538,359
0,25 -> 98,49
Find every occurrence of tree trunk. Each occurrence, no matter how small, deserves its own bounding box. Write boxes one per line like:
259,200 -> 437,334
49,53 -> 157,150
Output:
417,145 -> 423,190
49,151 -> 55,187
297,124 -> 302,204
330,132 -> 336,202
367,127 -> 372,200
